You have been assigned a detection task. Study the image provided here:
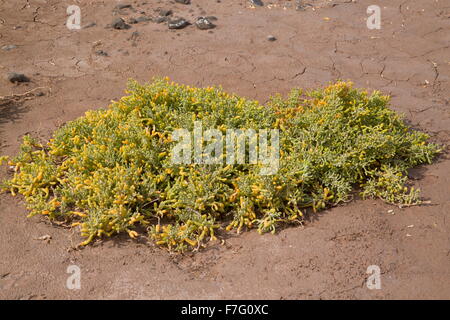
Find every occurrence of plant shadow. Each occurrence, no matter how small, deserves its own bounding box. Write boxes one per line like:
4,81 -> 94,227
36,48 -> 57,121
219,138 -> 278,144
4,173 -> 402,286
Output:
0,99 -> 31,148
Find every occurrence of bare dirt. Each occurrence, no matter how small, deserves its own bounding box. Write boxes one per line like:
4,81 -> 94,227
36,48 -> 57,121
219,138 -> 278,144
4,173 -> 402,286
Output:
0,0 -> 449,300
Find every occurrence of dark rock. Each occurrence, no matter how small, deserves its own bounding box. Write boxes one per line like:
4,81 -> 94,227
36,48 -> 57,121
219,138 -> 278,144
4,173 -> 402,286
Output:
175,0 -> 191,4
267,35 -> 277,41
83,22 -> 96,29
158,9 -> 173,16
153,16 -> 168,24
295,0 -> 312,11
128,18 -> 139,24
168,18 -> 190,29
249,0 -> 264,6
111,18 -> 131,30
195,17 -> 216,30
7,72 -> 30,83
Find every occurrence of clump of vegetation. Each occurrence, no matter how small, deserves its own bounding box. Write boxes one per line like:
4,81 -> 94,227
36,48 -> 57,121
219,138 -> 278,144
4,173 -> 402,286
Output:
0,79 -> 440,251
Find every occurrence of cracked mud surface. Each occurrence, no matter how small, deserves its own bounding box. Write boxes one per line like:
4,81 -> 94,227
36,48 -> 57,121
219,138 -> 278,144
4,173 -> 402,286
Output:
0,0 -> 449,299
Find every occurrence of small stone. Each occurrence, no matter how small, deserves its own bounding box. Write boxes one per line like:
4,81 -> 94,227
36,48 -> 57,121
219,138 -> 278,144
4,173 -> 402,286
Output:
7,72 -> 30,83
168,18 -> 190,29
128,18 -> 139,24
158,9 -> 173,16
111,18 -> 131,30
267,35 -> 277,41
83,22 -> 96,29
175,0 -> 191,4
249,0 -> 264,7
295,0 -> 309,11
115,4 -> 132,10
153,16 -> 168,24
1,45 -> 17,51
136,16 -> 152,23
195,17 -> 216,30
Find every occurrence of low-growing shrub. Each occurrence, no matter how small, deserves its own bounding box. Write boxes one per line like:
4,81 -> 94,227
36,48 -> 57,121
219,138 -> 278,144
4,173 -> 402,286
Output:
0,79 -> 440,251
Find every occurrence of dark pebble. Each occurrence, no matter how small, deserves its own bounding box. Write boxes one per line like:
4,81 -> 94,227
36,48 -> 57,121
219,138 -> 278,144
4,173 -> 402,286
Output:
115,4 -> 132,10
295,0 -> 311,11
175,0 -> 191,4
7,72 -> 30,83
128,18 -> 138,24
136,16 -> 152,23
168,18 -> 190,29
267,35 -> 277,41
112,18 -> 131,30
249,0 -> 264,6
195,17 -> 216,30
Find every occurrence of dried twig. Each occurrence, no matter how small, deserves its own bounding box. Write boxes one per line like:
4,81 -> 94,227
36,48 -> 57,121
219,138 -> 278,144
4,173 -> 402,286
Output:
0,87 -> 50,106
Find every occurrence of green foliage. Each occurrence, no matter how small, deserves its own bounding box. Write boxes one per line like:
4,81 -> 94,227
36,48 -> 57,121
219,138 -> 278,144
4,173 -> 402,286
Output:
1,79 -> 440,251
